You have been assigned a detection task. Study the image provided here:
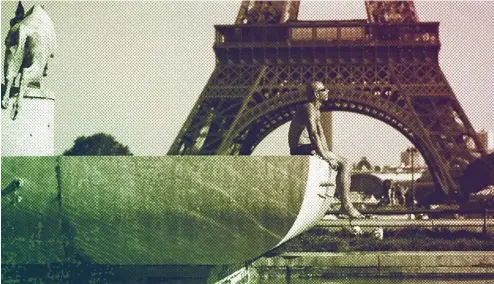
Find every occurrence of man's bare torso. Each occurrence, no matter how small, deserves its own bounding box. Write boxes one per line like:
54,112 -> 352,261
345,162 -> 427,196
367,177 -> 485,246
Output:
288,104 -> 319,149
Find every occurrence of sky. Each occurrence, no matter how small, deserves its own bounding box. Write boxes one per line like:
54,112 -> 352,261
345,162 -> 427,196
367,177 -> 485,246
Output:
1,1 -> 493,166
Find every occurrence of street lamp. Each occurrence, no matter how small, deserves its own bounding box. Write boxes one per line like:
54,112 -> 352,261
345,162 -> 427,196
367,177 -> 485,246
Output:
406,147 -> 418,209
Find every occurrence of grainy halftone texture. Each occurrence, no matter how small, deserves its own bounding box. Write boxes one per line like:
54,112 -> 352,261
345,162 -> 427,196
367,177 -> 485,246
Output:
2,1 -> 493,282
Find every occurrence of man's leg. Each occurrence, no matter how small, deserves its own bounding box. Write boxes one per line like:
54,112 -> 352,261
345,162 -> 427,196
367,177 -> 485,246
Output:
335,157 -> 363,218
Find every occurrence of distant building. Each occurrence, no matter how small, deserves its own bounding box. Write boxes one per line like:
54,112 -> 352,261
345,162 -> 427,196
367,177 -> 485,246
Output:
477,130 -> 494,153
400,148 -> 426,169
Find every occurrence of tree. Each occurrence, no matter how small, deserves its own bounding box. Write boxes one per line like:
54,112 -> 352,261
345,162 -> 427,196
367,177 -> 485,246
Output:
460,153 -> 494,197
63,133 -> 133,156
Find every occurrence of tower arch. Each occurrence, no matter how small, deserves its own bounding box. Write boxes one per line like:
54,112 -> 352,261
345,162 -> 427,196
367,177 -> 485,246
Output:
168,0 -> 486,198
230,93 -> 458,198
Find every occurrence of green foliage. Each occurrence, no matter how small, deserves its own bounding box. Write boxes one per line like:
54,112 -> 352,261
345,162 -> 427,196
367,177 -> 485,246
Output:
460,153 -> 494,196
63,133 -> 132,156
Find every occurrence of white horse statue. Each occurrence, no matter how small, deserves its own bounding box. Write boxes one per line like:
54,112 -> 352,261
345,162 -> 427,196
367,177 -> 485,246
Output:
2,4 -> 56,119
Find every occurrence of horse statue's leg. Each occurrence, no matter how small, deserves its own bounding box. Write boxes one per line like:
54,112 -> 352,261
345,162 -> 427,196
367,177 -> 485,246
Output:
2,48 -> 19,109
11,33 -> 49,120
3,26 -> 27,111
12,63 -> 43,120
2,77 -> 14,109
10,74 -> 23,119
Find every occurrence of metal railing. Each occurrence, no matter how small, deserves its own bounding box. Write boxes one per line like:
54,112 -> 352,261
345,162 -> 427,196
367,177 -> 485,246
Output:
322,208 -> 493,234
214,22 -> 440,46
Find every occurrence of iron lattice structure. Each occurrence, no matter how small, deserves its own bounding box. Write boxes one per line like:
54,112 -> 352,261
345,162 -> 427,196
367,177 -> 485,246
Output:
168,0 -> 485,196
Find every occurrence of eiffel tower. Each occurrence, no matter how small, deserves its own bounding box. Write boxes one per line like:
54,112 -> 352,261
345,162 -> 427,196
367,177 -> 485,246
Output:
168,0 -> 485,197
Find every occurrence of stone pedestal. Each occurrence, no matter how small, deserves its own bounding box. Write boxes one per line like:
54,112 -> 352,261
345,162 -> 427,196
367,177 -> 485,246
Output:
2,88 -> 54,156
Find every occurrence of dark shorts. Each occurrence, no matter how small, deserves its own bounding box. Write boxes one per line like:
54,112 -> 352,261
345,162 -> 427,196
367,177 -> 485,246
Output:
290,144 -> 315,156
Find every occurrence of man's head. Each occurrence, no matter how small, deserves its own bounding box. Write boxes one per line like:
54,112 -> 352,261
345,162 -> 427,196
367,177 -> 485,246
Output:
307,81 -> 329,102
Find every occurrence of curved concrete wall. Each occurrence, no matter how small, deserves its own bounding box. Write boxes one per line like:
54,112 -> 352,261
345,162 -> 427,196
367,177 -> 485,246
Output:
1,157 -> 63,265
1,156 -> 334,265
2,89 -> 54,156
279,156 -> 336,244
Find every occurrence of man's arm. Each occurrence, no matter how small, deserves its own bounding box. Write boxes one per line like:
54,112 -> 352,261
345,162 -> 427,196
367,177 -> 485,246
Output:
316,121 -> 331,155
304,104 -> 338,167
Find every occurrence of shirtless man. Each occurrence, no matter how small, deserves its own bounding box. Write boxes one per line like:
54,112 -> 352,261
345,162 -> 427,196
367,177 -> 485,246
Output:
289,81 -> 363,218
